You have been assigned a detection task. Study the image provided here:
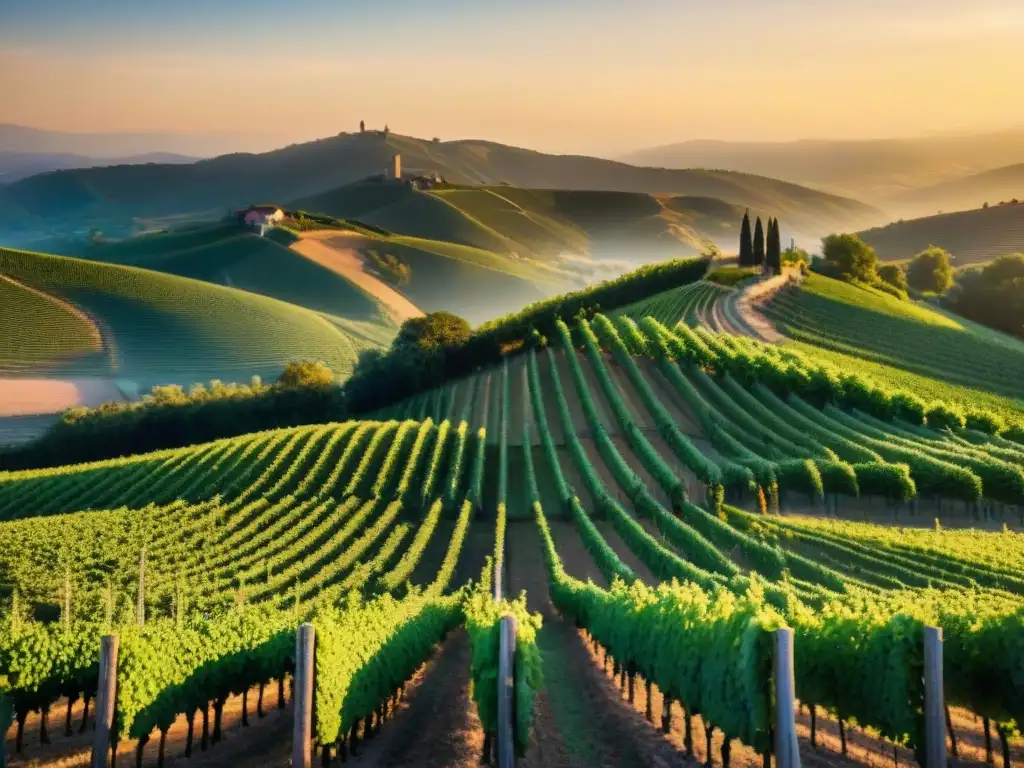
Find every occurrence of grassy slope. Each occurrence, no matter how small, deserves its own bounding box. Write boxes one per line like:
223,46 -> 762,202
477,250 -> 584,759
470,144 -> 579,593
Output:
336,233 -> 549,325
857,203 -> 1024,265
765,272 -> 1024,407
80,223 -> 389,321
0,246 -> 392,386
0,275 -> 105,373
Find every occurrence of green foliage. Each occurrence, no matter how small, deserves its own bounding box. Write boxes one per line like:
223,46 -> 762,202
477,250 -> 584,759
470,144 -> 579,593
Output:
766,218 -> 782,273
753,217 -> 765,268
820,233 -> 879,283
907,246 -> 954,293
277,360 -> 336,388
464,589 -> 542,755
877,263 -> 908,292
116,604 -> 294,738
706,267 -> 759,287
946,253 -> 1024,339
738,210 -> 754,268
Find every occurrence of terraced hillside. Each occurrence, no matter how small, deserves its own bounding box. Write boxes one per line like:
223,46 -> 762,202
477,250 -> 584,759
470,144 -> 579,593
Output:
857,202 -> 1024,266
0,246 -> 395,388
3,303 -> 1023,768
762,272 -> 1024,413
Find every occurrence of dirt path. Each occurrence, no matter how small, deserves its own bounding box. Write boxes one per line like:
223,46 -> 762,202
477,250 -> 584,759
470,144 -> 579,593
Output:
0,377 -> 124,418
343,630 -> 485,768
731,272 -> 800,343
506,519 -> 692,768
292,232 -> 424,324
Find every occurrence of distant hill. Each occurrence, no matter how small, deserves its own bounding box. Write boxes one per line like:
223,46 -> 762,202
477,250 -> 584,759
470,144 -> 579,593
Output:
894,163 -> 1024,216
856,202 -> 1024,265
75,217 -> 549,326
0,131 -> 882,240
0,123 -> 249,159
0,150 -> 198,184
0,244 -> 395,390
620,128 -> 1024,208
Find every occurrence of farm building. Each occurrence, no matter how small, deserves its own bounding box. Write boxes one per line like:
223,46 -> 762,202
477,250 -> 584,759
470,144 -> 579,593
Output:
237,205 -> 284,235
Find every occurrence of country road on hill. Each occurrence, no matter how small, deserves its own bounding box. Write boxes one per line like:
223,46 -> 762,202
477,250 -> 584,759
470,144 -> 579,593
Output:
291,232 -> 424,324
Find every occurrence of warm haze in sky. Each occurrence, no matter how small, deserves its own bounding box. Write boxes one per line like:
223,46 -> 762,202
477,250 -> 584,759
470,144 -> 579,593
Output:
3,0 -> 1024,157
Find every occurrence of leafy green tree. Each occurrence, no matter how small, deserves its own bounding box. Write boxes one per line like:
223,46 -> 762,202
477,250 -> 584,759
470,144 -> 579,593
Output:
821,233 -> 879,282
907,246 -> 954,293
947,253 -> 1024,338
739,211 -> 753,267
396,312 -> 472,353
753,217 -> 765,268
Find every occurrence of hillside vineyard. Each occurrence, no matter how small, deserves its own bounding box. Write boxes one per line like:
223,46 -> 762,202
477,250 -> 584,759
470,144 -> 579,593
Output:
2,285 -> 1023,767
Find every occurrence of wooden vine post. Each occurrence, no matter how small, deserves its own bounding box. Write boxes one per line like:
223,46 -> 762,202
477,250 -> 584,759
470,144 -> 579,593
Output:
497,615 -> 517,768
91,634 -> 119,768
923,626 -> 946,768
773,628 -> 800,768
292,623 -> 315,768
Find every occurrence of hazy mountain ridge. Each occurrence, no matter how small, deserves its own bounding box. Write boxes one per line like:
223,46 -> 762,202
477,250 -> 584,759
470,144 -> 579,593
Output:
0,131 -> 882,241
620,128 -> 1024,210
0,150 -> 199,184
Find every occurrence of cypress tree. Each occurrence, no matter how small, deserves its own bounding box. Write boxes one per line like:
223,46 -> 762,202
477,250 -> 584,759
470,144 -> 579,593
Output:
768,218 -> 783,273
739,211 -> 753,266
753,217 -> 765,268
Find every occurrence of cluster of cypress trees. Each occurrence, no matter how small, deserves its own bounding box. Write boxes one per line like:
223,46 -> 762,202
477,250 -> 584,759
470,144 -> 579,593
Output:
738,210 -> 782,272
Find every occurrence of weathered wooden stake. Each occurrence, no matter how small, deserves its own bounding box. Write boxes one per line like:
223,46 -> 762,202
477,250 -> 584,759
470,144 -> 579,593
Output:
91,634 -> 119,768
923,626 -> 946,768
645,679 -> 653,722
773,628 -> 799,768
661,696 -> 673,734
293,623 -> 315,768
497,615 -> 516,768
810,706 -> 817,748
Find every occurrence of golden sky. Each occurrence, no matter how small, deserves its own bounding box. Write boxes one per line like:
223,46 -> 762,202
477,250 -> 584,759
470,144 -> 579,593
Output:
2,1 -> 1023,155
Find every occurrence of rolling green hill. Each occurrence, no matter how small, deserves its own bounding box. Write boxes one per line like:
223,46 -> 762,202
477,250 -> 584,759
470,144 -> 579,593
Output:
296,180 -> 762,261
78,222 -> 389,321
0,130 -> 882,241
0,245 -> 395,387
763,272 -> 1024,412
0,272 -> 106,373
856,202 -> 1024,266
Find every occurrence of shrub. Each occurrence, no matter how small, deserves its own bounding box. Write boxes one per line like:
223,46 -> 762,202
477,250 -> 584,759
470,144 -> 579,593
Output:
278,360 -> 336,388
907,246 -> 953,293
924,401 -> 966,431
965,409 -> 1005,435
889,391 -> 927,425
877,263 -> 908,292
